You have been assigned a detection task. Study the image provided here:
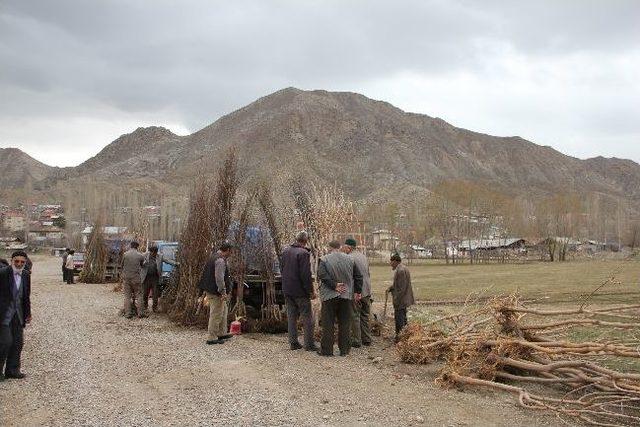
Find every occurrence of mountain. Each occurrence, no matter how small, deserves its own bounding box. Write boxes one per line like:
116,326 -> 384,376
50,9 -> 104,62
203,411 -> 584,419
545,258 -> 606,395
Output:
1,87 -> 639,207
0,147 -> 57,190
73,126 -> 183,177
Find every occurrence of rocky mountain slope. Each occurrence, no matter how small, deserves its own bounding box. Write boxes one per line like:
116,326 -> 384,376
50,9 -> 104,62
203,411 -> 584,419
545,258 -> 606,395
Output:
0,147 -> 58,190
1,87 -> 639,204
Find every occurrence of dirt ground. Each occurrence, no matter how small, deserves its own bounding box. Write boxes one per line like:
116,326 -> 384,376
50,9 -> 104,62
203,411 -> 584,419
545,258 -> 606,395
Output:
0,255 -> 571,426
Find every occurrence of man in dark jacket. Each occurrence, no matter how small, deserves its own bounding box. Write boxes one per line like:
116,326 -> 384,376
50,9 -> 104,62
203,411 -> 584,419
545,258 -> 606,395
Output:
198,242 -> 234,345
387,253 -> 415,342
141,246 -> 161,312
0,251 -> 32,381
280,231 -> 316,351
61,248 -> 69,284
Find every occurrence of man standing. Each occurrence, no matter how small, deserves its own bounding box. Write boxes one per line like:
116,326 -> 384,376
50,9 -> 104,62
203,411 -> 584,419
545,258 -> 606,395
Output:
280,231 -> 316,351
122,241 -> 145,318
317,241 -> 363,356
65,249 -> 75,284
387,253 -> 415,342
198,242 -> 233,345
0,251 -> 32,381
61,248 -> 69,284
342,238 -> 372,347
141,246 -> 161,313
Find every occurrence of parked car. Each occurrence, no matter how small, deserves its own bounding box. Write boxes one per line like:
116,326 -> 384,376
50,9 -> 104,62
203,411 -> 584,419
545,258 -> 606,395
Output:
72,252 -> 85,275
157,242 -> 178,288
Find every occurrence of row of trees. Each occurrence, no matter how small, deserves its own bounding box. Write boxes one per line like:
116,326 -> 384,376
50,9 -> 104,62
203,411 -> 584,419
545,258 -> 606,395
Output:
362,180 -> 640,259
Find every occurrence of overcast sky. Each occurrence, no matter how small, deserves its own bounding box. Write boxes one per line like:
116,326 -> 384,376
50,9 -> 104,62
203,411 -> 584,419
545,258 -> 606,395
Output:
1,0 -> 639,167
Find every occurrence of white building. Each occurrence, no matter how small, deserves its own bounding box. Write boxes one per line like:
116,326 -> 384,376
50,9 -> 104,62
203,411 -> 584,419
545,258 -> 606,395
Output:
3,213 -> 26,232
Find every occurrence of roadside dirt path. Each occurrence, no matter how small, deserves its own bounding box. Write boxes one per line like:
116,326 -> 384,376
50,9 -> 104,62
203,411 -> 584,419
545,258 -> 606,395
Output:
1,256 -> 568,426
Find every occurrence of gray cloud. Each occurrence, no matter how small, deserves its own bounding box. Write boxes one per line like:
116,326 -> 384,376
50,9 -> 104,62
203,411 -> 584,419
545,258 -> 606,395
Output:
0,0 -> 638,166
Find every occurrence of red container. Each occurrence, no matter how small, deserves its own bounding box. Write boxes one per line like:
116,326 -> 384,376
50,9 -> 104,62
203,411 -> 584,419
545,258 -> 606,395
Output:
230,320 -> 242,335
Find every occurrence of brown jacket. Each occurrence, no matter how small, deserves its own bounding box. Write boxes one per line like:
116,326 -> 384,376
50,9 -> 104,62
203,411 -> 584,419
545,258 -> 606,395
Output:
390,263 -> 415,309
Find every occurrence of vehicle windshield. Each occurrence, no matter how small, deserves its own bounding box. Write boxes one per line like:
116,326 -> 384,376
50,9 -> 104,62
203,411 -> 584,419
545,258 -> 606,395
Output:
160,245 -> 177,261
73,253 -> 85,261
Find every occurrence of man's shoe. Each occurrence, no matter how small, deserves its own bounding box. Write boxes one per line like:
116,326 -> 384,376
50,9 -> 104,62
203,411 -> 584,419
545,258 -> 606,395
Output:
125,314 -> 134,319
206,339 -> 225,345
0,374 -> 5,382
305,344 -> 319,352
362,342 -> 372,346
351,343 -> 362,348
339,351 -> 349,356
316,350 -> 333,357
219,334 -> 233,340
5,372 -> 26,379
290,342 -> 303,350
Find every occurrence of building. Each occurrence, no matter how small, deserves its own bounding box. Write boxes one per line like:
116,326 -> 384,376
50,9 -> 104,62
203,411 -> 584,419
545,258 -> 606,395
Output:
81,226 -> 129,245
2,212 -> 27,232
27,226 -> 66,247
409,244 -> 432,258
372,229 -> 399,251
458,238 -> 526,256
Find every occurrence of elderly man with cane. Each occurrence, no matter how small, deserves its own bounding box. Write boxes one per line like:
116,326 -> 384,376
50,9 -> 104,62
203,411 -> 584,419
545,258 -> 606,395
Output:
387,253 -> 415,342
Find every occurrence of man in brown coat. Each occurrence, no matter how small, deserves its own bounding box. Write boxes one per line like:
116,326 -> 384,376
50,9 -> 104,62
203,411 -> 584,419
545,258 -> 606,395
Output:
386,253 -> 415,342
121,241 -> 146,318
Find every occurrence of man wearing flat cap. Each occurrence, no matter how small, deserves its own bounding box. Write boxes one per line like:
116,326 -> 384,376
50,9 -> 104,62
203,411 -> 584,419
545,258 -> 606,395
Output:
341,237 -> 372,347
317,240 -> 363,356
387,253 -> 414,342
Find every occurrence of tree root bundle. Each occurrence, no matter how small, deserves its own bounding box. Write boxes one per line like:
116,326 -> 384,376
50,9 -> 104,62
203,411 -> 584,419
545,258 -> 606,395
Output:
397,294 -> 640,426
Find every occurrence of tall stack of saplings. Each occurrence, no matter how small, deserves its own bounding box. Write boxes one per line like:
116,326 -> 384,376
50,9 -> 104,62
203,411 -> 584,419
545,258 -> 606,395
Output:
228,190 -> 256,321
166,148 -> 238,326
230,180 -> 290,333
79,217 -> 108,283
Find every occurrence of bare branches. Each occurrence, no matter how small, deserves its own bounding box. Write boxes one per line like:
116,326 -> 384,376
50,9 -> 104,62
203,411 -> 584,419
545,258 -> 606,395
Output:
397,294 -> 640,426
167,147 -> 239,326
78,216 -> 108,283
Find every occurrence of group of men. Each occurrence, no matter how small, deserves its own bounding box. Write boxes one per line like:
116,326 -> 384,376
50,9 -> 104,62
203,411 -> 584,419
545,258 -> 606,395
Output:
61,248 -> 76,284
198,232 -> 415,353
120,242 -> 168,318
281,231 -> 415,356
0,233 -> 415,381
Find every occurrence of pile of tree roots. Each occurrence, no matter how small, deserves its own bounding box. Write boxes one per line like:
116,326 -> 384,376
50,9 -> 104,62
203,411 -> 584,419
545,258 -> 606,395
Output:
397,294 -> 640,426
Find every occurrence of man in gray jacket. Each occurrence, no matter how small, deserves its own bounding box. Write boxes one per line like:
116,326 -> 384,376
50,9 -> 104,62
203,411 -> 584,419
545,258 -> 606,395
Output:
121,241 -> 145,318
317,241 -> 363,356
342,238 -> 372,347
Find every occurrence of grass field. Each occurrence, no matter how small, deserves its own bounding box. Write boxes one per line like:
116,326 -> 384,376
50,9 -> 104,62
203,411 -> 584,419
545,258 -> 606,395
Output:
369,258 -> 640,304
370,258 -> 640,373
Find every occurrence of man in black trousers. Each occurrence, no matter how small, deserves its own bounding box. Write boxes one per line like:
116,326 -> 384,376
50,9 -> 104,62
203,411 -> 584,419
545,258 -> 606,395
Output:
61,247 -> 69,284
280,231 -> 317,351
317,241 -> 363,356
0,250 -> 32,381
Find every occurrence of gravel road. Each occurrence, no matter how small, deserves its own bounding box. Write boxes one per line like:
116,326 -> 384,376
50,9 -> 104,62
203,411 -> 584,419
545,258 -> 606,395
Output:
0,255 -> 567,426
